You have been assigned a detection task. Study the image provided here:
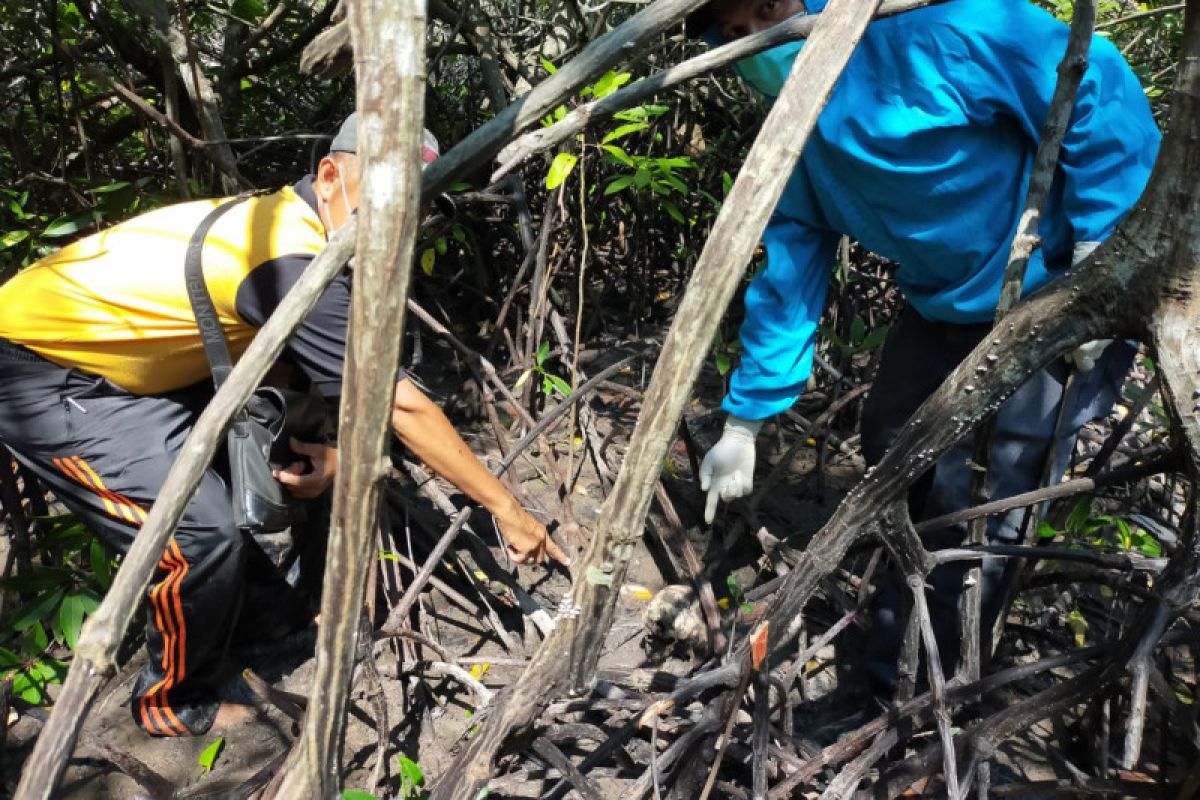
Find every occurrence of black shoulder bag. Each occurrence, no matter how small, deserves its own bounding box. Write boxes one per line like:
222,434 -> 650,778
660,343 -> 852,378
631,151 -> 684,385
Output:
184,197 -> 328,533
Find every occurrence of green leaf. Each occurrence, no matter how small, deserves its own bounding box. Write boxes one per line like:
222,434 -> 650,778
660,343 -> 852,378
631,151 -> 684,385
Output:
420,248 -> 436,276
591,70 -> 631,99
614,104 -> 667,123
342,792 -> 378,800
662,200 -> 685,225
11,671 -> 43,704
545,152 -> 578,190
726,574 -> 745,605
539,58 -> 558,75
22,621 -> 48,654
198,735 -> 225,775
659,173 -> 688,195
42,217 -> 83,238
850,315 -> 866,345
613,108 -> 647,122
0,230 -> 29,249
78,589 -> 100,613
603,176 -> 636,196
435,237 -> 447,256
601,122 -> 649,144
1,567 -> 73,593
536,340 -> 551,366
59,593 -> 84,650
599,145 -> 635,167
547,374 -> 572,397
513,368 -> 533,391
89,181 -> 131,194
715,352 -> 732,377
655,157 -> 695,169
1132,529 -> 1162,558
43,518 -> 90,547
231,0 -> 266,19
1066,608 -> 1088,646
90,538 -> 113,590
1065,495 -> 1094,536
859,327 -> 889,352
9,587 -> 65,632
0,647 -> 23,669
1036,521 -> 1060,540
35,658 -> 66,683
397,754 -> 425,794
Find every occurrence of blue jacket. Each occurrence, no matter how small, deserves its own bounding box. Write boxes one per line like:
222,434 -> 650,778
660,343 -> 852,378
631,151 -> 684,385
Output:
721,0 -> 1160,420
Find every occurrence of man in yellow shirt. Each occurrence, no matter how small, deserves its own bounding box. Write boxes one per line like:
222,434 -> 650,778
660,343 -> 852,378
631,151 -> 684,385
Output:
0,115 -> 565,736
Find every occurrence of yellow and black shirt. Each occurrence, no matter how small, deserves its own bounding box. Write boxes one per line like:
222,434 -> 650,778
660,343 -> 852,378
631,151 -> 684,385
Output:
0,178 -> 354,398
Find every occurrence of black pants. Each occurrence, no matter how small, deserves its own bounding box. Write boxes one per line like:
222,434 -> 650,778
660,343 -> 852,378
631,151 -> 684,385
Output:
0,344 -> 314,735
860,308 -> 1134,688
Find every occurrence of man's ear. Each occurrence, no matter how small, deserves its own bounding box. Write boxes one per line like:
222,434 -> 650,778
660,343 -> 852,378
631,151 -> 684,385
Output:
314,156 -> 338,201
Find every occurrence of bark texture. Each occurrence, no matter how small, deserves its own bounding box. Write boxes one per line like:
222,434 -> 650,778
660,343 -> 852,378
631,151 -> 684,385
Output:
268,0 -> 427,796
428,2 -> 885,796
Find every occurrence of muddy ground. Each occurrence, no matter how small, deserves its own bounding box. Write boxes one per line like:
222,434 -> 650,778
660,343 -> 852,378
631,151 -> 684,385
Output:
3,344 -> 1188,799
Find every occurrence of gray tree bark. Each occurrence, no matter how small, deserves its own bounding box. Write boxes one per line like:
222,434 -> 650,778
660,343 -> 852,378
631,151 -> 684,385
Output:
428,2 -> 885,796
267,0 -> 427,796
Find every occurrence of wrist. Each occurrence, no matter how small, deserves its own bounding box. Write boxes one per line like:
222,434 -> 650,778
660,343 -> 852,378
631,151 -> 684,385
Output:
489,494 -> 525,523
724,415 -> 764,440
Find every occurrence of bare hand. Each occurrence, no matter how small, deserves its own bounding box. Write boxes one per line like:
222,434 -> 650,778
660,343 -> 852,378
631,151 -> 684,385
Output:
495,506 -> 570,567
273,437 -> 337,499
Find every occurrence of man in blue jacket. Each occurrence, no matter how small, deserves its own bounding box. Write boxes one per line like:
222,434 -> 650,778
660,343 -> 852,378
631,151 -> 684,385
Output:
690,0 -> 1160,686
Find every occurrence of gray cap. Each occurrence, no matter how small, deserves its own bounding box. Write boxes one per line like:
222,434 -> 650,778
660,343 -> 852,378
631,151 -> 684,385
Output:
330,112 -> 359,153
329,112 -> 441,163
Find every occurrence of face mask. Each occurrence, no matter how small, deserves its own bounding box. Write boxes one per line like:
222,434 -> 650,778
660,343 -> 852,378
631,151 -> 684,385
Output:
320,166 -> 355,235
735,37 -> 805,101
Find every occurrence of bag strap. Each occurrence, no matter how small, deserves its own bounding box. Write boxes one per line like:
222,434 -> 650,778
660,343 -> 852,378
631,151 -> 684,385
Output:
183,195 -> 253,390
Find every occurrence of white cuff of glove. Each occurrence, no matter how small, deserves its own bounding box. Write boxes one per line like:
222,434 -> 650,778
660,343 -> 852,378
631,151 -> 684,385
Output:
1065,339 -> 1111,373
1072,240 -> 1101,266
723,415 -> 764,440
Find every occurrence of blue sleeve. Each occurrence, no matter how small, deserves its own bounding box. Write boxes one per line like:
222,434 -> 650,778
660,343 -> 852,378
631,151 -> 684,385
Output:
946,4 -> 1159,243
721,216 -> 838,420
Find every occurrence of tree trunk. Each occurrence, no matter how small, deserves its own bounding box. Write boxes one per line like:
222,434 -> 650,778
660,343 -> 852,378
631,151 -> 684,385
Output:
428,2 -> 885,796
267,0 -> 427,796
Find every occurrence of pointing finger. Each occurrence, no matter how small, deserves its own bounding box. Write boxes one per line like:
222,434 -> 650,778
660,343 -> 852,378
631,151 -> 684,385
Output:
545,536 -> 571,567
705,486 -> 720,525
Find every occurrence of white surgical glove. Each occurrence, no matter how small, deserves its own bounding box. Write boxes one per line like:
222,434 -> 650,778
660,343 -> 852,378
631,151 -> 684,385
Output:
1072,240 -> 1101,265
1066,241 -> 1110,373
1065,339 -> 1111,372
699,416 -> 763,524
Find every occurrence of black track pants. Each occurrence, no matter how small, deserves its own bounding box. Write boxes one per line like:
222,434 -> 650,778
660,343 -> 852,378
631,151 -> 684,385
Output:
0,345 -> 310,736
859,308 -> 1134,688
